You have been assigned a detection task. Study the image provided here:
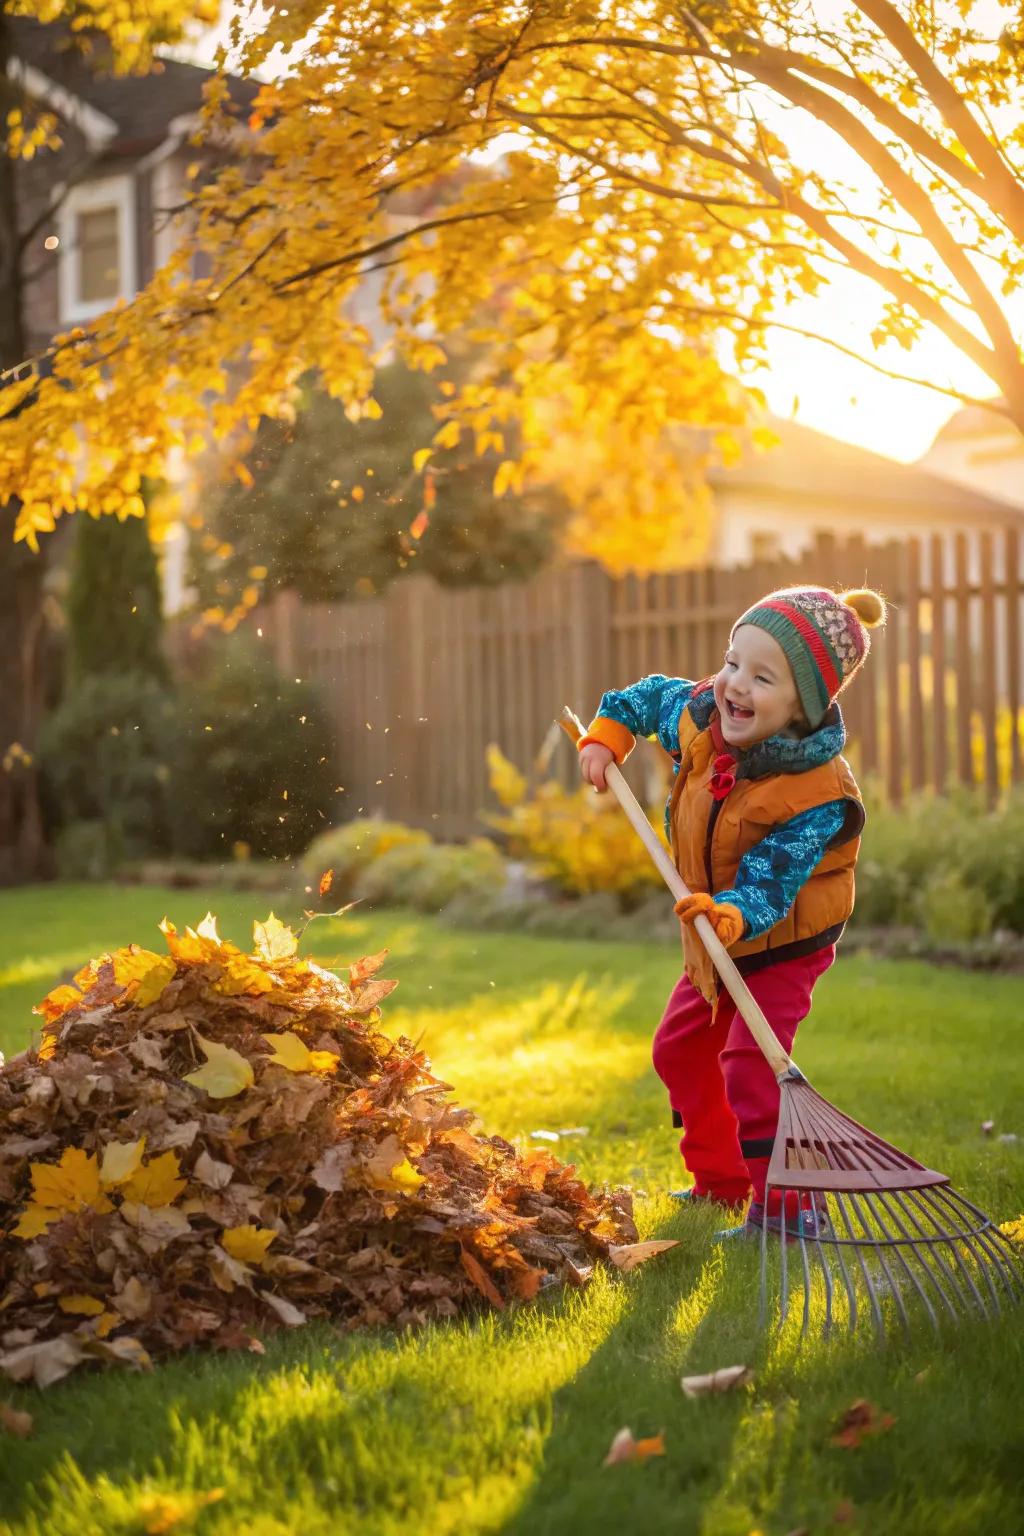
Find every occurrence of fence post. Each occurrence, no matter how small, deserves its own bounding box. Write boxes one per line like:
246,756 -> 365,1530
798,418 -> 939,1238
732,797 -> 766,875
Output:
270,588 -> 300,677
566,561 -> 612,725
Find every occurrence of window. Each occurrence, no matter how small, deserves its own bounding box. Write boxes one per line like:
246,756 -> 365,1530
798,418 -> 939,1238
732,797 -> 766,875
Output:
58,175 -> 136,322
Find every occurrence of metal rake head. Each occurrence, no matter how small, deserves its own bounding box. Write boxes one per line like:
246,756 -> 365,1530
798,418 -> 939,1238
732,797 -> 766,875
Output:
759,1073 -> 1023,1341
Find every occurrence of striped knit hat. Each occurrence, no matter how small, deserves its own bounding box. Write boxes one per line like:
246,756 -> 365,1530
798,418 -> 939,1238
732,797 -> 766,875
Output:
732,586 -> 886,729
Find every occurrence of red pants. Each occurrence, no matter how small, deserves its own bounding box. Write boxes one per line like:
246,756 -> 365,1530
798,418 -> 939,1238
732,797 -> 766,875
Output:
652,947 -> 835,1207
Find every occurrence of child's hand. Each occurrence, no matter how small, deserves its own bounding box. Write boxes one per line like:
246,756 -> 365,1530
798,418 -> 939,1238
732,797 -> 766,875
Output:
674,892 -> 745,947
579,742 -> 615,792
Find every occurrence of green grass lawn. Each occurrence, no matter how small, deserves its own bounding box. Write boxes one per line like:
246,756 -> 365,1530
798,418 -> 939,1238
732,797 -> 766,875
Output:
1,884 -> 1023,1536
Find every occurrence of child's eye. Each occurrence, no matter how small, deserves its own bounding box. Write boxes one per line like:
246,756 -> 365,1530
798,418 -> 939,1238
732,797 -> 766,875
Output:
725,658 -> 738,669
755,674 -> 770,684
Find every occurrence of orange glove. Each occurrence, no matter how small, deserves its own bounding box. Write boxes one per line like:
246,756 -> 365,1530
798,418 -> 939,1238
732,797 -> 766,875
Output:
674,892 -> 746,947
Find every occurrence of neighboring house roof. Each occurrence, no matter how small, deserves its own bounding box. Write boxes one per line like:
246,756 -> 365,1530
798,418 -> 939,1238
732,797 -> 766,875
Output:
9,16 -> 257,156
927,399 -> 1015,447
704,415 -> 1024,520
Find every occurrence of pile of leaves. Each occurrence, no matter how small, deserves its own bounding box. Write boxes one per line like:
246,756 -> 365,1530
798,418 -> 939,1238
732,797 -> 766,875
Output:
0,914 -> 636,1387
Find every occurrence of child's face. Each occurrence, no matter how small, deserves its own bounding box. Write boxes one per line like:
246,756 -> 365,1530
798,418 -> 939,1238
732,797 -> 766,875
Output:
713,625 -> 803,747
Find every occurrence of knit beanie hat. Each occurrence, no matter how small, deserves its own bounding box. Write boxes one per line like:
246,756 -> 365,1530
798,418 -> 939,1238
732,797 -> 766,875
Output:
731,586 -> 886,729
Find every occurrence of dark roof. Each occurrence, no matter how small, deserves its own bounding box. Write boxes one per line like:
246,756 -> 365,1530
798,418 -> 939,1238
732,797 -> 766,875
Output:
703,415 -> 1023,518
9,17 -> 257,154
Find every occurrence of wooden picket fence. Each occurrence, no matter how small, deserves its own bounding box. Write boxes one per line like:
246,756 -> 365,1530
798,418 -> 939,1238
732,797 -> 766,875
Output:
262,529 -> 1024,839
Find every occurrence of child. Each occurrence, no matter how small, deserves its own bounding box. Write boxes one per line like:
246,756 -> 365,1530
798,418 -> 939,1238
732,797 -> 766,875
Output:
577,585 -> 885,1240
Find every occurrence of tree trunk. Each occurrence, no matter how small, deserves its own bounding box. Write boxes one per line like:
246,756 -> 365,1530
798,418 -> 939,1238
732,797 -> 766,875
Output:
0,13 -> 50,884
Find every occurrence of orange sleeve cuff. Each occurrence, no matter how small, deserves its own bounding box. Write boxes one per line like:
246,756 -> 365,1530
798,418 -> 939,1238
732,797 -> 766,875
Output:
577,716 -> 636,764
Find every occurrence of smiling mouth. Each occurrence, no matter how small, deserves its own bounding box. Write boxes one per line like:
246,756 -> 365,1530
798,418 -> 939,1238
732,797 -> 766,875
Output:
725,699 -> 755,722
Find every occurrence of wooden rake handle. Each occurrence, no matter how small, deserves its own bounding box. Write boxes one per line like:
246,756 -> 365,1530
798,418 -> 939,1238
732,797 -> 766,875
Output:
560,706 -> 795,1081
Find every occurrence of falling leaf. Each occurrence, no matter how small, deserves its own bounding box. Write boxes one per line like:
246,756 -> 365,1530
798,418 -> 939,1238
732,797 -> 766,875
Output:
58,1295 -> 105,1316
608,1240 -> 679,1272
409,509 -> 429,540
830,1399 -> 895,1449
222,1225 -> 277,1265
252,913 -> 298,962
348,949 -> 389,985
319,868 -> 334,897
123,1151 -> 186,1208
460,1248 -> 504,1308
0,1401 -> 33,1438
134,1489 -> 225,1535
100,1138 -> 147,1189
184,1035 -> 254,1099
682,1364 -> 753,1398
603,1426 -> 666,1465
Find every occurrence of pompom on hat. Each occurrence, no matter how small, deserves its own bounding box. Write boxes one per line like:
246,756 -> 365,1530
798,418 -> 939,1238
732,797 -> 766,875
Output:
731,586 -> 886,729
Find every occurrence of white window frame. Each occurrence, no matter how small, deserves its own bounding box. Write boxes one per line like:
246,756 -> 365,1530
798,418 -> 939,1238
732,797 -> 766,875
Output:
57,174 -> 137,324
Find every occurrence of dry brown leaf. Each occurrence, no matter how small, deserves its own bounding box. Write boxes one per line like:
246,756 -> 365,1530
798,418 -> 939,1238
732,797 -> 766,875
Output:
460,1248 -> 504,1309
319,868 -> 334,898
0,1401 -> 34,1438
348,949 -> 389,985
608,1240 -> 679,1272
311,1144 -> 353,1192
681,1364 -> 753,1398
0,1336 -> 85,1388
112,1277 -> 152,1320
261,1292 -> 306,1327
193,1150 -> 233,1190
830,1399 -> 895,1449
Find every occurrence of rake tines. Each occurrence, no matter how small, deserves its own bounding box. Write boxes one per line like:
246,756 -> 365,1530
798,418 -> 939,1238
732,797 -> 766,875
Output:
761,1069 -> 1023,1341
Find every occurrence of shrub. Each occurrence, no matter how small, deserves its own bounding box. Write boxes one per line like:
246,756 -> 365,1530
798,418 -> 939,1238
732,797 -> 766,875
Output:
485,744 -> 663,902
172,641 -> 335,861
38,673 -> 177,863
919,872 -> 994,944
355,838 -> 504,913
852,784 -> 1024,938
301,818 -> 431,897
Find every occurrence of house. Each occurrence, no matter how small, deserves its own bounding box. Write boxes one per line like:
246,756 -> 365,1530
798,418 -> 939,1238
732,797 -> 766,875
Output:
918,400 -> 1024,511
703,415 -> 1024,569
9,16 -> 256,355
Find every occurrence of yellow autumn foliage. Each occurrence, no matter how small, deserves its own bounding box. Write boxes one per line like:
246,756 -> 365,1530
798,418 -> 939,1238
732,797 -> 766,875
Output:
485,744 -> 665,900
7,2 -> 1020,574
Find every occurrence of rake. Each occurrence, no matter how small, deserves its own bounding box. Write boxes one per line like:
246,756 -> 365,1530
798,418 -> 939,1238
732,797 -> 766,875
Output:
560,706 -> 1022,1341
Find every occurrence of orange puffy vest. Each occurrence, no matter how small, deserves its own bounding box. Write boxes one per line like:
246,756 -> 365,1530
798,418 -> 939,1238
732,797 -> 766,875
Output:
670,705 -> 864,1005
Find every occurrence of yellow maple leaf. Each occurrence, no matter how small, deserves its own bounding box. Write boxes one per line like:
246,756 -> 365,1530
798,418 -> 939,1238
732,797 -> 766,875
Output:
122,1151 -> 186,1208
112,946 -> 167,990
134,956 -> 177,1008
159,916 -> 221,965
183,1035 -> 254,1099
261,1031 -> 339,1075
214,952 -> 273,997
252,913 -> 298,963
222,1225 -> 277,1264
33,982 -> 81,1026
58,1294 -> 105,1316
30,1147 -> 112,1213
100,1138 -> 147,1189
13,1205 -> 58,1239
